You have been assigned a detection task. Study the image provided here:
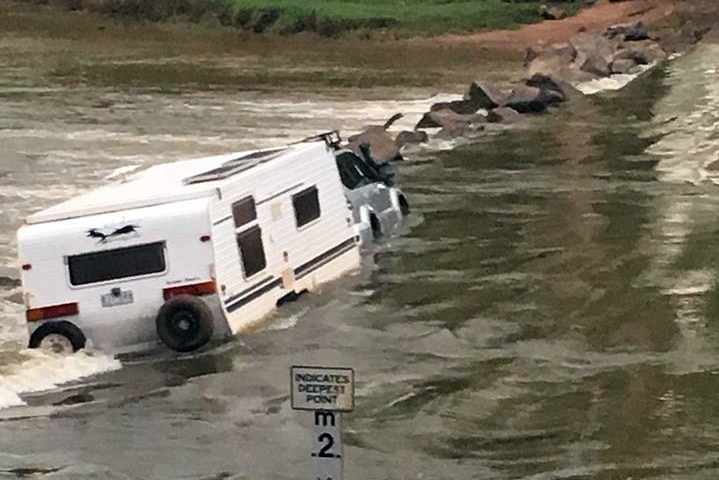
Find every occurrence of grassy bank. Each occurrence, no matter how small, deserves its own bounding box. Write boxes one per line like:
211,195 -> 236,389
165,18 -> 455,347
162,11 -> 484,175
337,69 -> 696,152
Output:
26,0 -> 583,37
221,0 -> 583,36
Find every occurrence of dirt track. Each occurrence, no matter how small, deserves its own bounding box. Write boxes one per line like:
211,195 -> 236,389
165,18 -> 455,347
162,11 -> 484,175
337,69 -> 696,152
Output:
429,0 -> 678,50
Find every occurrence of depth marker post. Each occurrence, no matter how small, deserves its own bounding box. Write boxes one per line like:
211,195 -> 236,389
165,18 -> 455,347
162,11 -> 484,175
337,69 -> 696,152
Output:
291,366 -> 355,480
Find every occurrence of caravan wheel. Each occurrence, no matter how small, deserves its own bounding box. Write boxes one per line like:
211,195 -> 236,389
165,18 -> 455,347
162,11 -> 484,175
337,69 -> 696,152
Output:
156,295 -> 214,353
29,321 -> 86,354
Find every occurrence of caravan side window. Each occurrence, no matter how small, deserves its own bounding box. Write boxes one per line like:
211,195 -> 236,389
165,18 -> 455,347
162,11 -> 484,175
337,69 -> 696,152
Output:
232,197 -> 257,227
232,196 -> 266,278
293,186 -> 321,228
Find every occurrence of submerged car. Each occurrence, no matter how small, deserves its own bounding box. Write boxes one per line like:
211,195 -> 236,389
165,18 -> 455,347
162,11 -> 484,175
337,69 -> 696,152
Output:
334,148 -> 409,244
305,131 -> 411,245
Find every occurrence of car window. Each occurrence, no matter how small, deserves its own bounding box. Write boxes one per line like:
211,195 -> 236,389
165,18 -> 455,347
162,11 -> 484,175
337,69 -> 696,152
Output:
336,152 -> 378,189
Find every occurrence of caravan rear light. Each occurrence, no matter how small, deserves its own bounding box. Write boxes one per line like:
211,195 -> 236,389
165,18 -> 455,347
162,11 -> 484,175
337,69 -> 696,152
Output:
22,264 -> 32,271
26,302 -> 79,323
163,281 -> 217,300
200,235 -> 211,243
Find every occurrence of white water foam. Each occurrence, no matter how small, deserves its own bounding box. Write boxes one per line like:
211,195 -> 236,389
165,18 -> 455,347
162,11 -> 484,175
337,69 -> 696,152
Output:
647,45 -> 719,185
104,164 -> 141,180
636,43 -> 719,376
0,349 -> 121,409
0,384 -> 25,409
261,309 -> 308,332
575,64 -> 654,95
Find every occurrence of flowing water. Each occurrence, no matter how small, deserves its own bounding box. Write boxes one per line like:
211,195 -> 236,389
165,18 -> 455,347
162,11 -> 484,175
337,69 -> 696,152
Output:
2,4 -> 719,480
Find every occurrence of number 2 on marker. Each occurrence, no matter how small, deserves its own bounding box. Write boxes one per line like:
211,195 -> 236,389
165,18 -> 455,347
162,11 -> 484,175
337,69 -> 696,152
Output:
317,433 -> 336,458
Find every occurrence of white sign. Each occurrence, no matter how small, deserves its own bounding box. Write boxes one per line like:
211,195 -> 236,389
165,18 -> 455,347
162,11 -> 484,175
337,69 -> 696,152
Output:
312,410 -> 343,480
291,366 -> 355,412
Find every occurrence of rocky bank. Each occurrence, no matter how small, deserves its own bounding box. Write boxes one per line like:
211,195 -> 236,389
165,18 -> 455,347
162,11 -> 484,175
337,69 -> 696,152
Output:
349,15 -> 710,160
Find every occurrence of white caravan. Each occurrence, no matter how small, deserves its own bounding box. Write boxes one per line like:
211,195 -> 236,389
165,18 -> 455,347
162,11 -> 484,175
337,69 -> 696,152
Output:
17,141 -> 360,355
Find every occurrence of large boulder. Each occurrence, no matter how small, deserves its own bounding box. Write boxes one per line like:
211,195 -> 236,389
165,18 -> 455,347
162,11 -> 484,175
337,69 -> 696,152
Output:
621,40 -> 668,63
570,32 -> 617,77
570,32 -> 616,62
526,42 -> 595,85
348,126 -> 401,164
395,130 -> 428,148
429,100 -> 479,115
578,54 -> 611,77
613,46 -> 650,65
504,85 -> 547,114
487,107 -> 525,124
525,73 -> 568,105
605,22 -> 650,42
464,81 -> 511,109
610,58 -> 639,74
526,42 -> 576,67
538,5 -> 567,21
436,123 -> 484,140
415,109 -> 487,130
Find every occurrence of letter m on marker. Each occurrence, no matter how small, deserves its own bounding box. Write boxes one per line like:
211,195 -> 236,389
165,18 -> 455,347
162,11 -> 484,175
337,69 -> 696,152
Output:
314,411 -> 336,427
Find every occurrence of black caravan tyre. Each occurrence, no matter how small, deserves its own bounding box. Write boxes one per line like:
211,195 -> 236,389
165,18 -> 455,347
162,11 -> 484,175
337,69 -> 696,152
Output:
156,294 -> 214,353
29,321 -> 86,354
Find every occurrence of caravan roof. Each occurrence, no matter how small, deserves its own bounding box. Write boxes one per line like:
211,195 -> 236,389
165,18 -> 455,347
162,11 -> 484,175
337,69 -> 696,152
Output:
25,145 -> 306,225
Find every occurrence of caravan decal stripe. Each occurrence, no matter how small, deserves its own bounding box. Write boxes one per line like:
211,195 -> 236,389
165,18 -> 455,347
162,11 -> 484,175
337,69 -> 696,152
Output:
224,275 -> 274,306
226,278 -> 282,313
213,214 -> 233,226
223,238 -> 356,313
257,182 -> 305,205
296,238 -> 356,280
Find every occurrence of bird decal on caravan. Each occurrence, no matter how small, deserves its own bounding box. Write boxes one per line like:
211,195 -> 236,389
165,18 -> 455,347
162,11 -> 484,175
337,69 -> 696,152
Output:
86,224 -> 140,244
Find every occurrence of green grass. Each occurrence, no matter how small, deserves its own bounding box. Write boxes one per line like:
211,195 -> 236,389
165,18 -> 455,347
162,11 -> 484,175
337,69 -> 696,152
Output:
222,0 -> 583,36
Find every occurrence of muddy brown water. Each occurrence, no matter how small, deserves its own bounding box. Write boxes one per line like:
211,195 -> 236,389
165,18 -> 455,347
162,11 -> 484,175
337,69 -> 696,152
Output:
2,4 -> 719,480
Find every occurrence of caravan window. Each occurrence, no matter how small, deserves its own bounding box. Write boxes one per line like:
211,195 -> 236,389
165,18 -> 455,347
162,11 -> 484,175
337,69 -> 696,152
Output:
237,226 -> 267,277
293,186 -> 321,227
232,197 -> 257,227
232,195 -> 266,278
68,242 -> 166,286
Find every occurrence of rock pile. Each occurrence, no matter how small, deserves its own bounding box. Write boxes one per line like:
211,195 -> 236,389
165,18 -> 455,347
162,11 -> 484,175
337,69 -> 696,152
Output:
526,22 -> 667,82
348,21 -> 693,154
402,71 -> 575,141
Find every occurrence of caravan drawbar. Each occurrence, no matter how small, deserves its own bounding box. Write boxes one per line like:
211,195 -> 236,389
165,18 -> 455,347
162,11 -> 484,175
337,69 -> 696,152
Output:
18,141 -> 364,355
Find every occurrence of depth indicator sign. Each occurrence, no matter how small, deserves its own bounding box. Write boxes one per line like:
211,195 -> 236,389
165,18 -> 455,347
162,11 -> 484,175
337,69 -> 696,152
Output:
291,365 -> 355,480
291,366 -> 355,412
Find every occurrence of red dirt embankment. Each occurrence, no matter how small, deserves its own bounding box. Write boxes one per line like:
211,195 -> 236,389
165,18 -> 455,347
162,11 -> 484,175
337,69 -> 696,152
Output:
432,0 -> 678,51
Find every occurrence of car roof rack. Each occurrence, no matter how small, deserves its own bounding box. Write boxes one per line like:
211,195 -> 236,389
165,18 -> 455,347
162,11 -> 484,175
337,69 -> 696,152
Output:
294,130 -> 343,150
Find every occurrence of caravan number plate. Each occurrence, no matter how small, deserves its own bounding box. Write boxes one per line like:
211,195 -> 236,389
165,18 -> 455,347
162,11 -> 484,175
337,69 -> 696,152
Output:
101,290 -> 134,308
